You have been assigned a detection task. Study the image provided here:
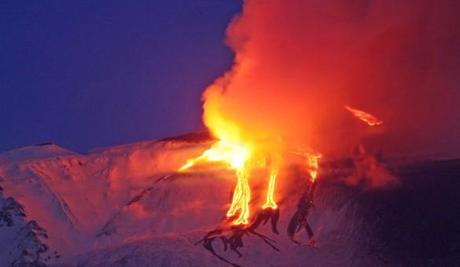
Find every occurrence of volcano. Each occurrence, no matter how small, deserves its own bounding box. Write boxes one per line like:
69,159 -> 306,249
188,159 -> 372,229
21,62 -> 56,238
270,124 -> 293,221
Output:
0,134 -> 459,266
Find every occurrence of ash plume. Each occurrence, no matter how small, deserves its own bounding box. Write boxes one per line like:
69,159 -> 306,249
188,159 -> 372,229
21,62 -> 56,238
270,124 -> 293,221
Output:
202,0 -> 460,158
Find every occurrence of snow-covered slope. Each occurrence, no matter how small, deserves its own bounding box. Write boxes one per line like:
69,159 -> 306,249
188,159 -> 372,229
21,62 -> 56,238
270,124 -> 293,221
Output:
0,138 -> 212,263
0,136 -> 458,266
0,186 -> 51,266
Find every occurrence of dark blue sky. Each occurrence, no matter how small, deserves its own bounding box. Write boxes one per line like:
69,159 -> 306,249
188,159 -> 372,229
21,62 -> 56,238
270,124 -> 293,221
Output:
0,1 -> 241,153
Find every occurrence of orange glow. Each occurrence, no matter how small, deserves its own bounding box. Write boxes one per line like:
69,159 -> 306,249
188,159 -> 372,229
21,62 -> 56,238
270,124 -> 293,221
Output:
179,110 -> 253,225
179,140 -> 252,225
345,105 -> 383,126
179,140 -> 250,172
178,65 -> 326,225
179,131 -> 322,226
179,139 -> 252,225
178,97 -> 326,225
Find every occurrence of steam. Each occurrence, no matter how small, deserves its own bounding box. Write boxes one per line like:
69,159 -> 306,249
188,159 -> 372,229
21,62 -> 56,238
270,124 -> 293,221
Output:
202,0 -> 460,158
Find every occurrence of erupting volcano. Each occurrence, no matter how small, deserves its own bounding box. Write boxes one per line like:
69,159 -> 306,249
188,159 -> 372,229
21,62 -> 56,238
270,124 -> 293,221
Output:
178,110 -> 325,227
176,87 -> 383,265
164,0 -> 460,264
1,0 -> 460,266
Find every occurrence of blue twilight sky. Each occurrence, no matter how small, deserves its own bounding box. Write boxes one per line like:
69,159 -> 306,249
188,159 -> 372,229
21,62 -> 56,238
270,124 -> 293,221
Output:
0,1 -> 242,153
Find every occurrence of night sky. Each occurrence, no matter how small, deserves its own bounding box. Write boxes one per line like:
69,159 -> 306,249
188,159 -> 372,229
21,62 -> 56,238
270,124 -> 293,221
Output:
0,1 -> 241,153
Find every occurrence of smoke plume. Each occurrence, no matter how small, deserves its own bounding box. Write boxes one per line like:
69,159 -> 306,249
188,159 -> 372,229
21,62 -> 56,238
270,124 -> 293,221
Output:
203,0 -> 460,158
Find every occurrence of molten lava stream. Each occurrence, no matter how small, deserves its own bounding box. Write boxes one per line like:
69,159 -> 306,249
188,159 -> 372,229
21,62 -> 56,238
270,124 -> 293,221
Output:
178,138 -> 253,225
345,105 -> 383,126
226,168 -> 251,225
262,170 -> 278,210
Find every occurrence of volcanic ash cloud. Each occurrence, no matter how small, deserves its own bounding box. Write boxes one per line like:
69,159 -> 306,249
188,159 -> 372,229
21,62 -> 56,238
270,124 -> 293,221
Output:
202,0 -> 460,158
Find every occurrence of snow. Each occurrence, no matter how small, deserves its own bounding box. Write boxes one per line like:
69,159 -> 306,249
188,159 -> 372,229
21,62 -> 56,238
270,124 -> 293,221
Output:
0,136 -> 451,266
78,235 -> 225,267
0,187 -> 51,266
0,138 -> 230,265
0,143 -> 76,164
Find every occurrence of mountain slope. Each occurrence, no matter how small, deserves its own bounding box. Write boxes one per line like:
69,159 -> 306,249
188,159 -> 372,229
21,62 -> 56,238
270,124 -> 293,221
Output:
0,186 -> 51,266
0,138 -> 458,266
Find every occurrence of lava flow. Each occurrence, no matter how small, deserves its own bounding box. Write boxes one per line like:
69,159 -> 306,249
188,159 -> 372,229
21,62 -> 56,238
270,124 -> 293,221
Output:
345,105 -> 383,126
262,170 -> 278,210
175,1 -> 393,263
179,112 -> 254,225
176,91 -> 390,267
180,142 -> 252,224
178,104 -> 381,234
179,113 -> 323,227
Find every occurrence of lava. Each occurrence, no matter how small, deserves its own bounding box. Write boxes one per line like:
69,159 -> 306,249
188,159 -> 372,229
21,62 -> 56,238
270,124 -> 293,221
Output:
226,168 -> 251,224
177,92 -> 391,266
262,170 -> 278,210
179,138 -> 252,225
178,112 -> 255,225
179,140 -> 250,172
345,105 -> 383,126
178,122 -> 322,226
